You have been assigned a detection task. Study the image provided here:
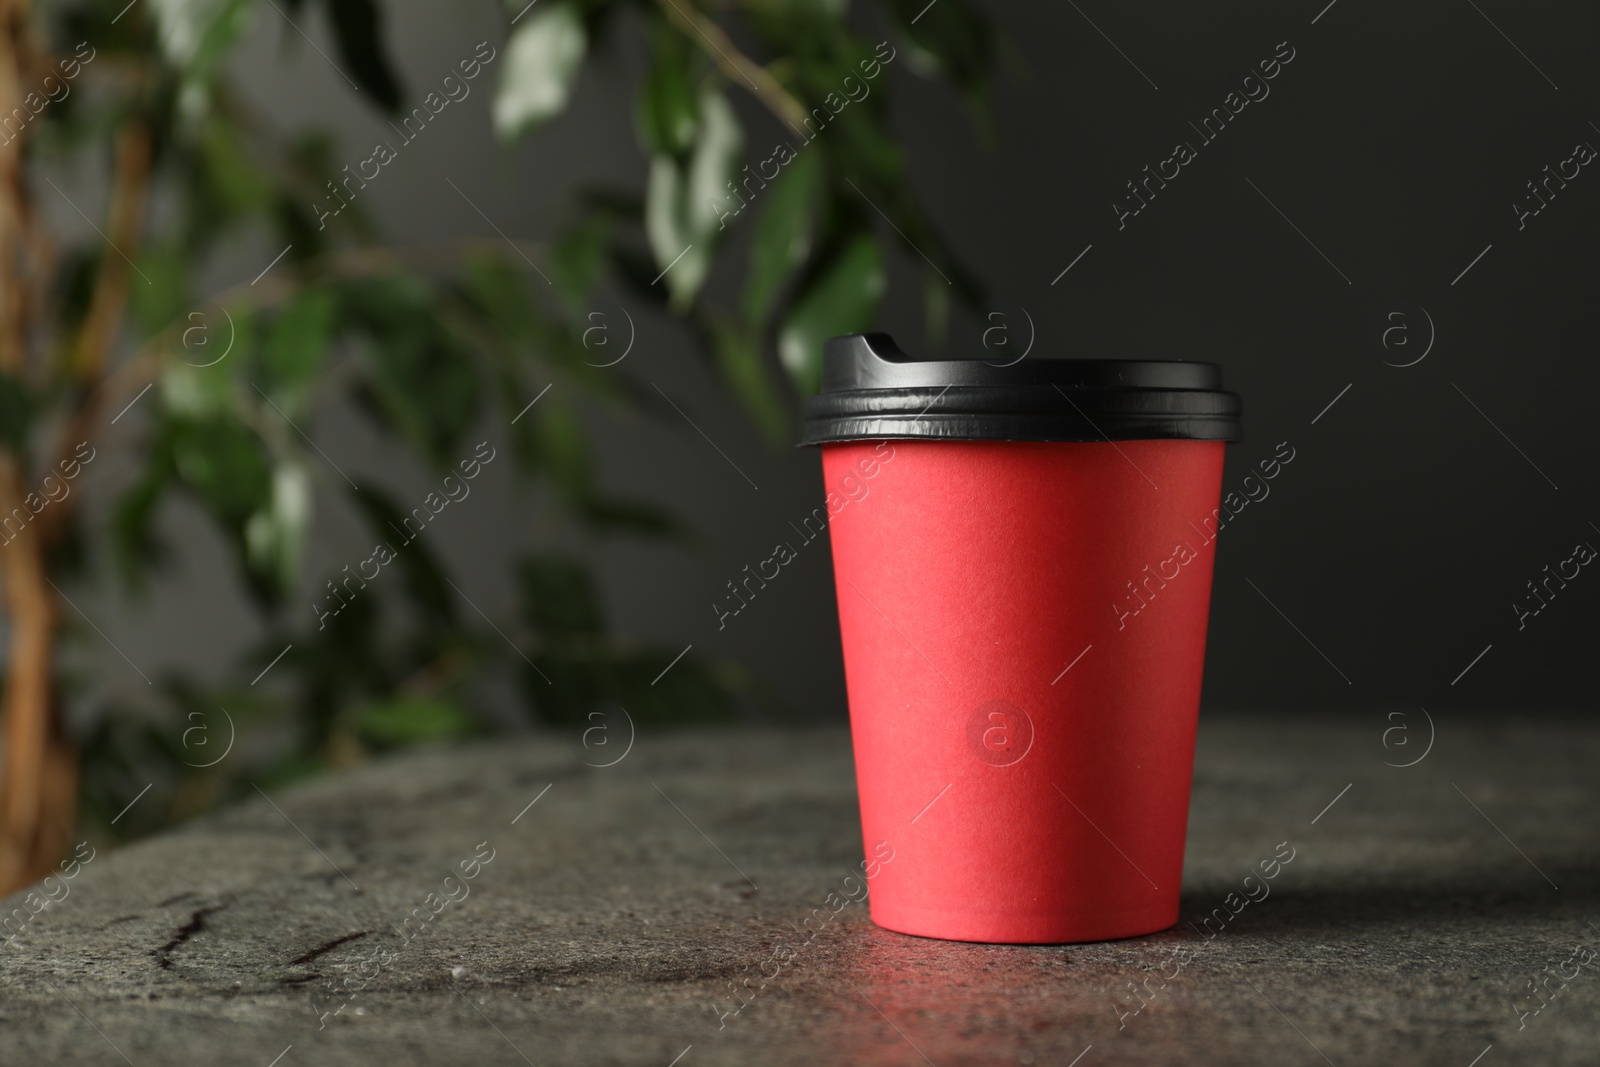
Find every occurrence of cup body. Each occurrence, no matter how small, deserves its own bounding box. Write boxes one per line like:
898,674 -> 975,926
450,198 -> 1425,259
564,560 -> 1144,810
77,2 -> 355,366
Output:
822,436 -> 1226,943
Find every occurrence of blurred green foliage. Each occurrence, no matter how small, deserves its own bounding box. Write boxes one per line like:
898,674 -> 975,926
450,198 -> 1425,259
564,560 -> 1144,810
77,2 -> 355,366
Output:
43,0 -> 992,838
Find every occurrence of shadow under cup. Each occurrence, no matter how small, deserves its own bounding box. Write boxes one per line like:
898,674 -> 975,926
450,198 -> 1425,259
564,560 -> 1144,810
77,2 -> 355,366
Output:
803,333 -> 1242,944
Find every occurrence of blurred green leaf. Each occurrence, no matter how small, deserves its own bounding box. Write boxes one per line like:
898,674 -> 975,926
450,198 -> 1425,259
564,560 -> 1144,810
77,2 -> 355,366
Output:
777,234 -> 884,394
686,89 -> 742,239
344,278 -> 482,463
151,0 -> 249,70
708,316 -> 787,445
462,254 -> 541,347
275,588 -> 394,745
644,155 -> 695,303
550,218 -> 611,314
151,0 -> 257,123
160,361 -> 235,422
635,17 -> 697,157
196,117 -> 275,220
355,696 -> 477,746
113,467 -> 172,589
494,3 -> 587,139
169,418 -> 273,523
262,290 -> 337,394
128,245 -> 190,340
324,0 -> 404,111
348,486 -> 457,626
158,414 -> 282,600
743,149 -> 821,325
528,400 -> 590,501
887,0 -> 994,100
244,462 -> 312,597
254,749 -> 332,792
645,88 -> 741,309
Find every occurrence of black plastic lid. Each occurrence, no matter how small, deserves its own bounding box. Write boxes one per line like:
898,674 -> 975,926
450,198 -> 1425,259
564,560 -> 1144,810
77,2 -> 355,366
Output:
800,333 -> 1243,445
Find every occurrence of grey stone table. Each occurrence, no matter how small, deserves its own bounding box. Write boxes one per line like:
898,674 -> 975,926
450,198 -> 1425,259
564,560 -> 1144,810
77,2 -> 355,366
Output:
1,713 -> 1596,1066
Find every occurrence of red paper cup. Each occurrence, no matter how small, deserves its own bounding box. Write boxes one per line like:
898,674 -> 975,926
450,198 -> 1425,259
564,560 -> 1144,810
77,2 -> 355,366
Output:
803,334 -> 1242,944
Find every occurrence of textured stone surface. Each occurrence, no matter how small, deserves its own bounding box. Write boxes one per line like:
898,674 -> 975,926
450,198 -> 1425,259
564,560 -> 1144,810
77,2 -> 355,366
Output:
0,713 -> 1596,1066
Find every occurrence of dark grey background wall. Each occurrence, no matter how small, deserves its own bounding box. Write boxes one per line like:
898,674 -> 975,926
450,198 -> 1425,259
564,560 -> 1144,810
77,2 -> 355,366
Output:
73,0 -> 1600,723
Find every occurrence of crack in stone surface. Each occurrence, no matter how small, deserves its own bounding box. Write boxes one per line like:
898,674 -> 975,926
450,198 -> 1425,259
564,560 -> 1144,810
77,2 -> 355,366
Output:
152,904 -> 228,970
288,930 -> 372,966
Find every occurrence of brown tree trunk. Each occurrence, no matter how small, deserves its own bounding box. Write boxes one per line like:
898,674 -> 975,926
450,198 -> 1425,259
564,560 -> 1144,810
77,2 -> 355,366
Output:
0,0 -> 51,896
0,0 -> 149,893
0,470 -> 69,892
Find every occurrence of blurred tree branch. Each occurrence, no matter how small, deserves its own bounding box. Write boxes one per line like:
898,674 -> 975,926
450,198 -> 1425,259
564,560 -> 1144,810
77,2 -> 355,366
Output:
653,0 -> 808,133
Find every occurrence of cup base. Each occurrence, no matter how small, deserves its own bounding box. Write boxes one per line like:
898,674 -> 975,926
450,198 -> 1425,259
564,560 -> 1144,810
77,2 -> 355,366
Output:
868,898 -> 1178,945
